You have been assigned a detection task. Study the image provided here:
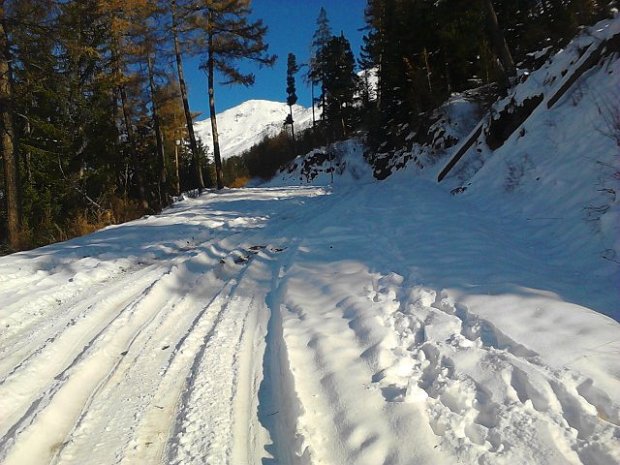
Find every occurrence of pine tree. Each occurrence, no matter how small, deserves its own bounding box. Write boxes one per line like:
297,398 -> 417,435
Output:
147,54 -> 167,194
2,0 -> 222,249
285,53 -> 298,142
360,0 -> 383,105
52,0 -> 138,231
358,32 -> 377,108
321,34 -> 358,138
98,0 -> 151,209
130,2 -> 171,203
192,0 -> 276,190
309,7 -> 332,126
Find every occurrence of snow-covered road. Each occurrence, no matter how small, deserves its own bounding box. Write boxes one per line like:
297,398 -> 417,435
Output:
1,182 -> 618,465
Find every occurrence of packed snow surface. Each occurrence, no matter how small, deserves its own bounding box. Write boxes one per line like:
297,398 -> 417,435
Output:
1,162 -> 618,464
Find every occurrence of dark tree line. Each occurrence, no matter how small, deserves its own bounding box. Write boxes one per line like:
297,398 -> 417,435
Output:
358,0 -> 608,146
0,0 -> 273,251
218,1 -> 609,188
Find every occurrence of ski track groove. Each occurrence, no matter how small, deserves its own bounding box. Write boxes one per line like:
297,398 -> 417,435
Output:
0,261 -> 178,464
119,264 -> 252,465
256,189 -> 381,465
51,249 -> 239,465
0,258 -> 140,350
165,248 -> 270,465
0,264 -> 169,439
0,262 -> 161,384
2,239 -> 273,465
0,186 -> 329,465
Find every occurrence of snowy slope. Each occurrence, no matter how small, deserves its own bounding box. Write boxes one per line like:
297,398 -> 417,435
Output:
194,100 -> 315,160
267,138 -> 374,186
354,17 -> 620,315
441,17 -> 620,315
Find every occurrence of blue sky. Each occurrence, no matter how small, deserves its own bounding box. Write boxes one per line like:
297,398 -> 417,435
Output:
183,0 -> 367,121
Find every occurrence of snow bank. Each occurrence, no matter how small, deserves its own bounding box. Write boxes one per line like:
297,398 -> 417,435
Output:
369,91 -> 484,180
440,18 -> 620,316
267,137 -> 374,187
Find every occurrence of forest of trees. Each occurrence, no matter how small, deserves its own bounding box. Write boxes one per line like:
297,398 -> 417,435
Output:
0,0 -> 611,252
229,0 -> 608,184
358,0 -> 608,150
0,0 -> 272,251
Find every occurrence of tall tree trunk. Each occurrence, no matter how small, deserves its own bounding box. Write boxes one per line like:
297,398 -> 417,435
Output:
0,5 -> 23,250
174,133 -> 181,195
482,0 -> 516,79
172,0 -> 205,189
207,21 -> 224,190
288,105 -> 296,143
320,78 -> 326,122
423,48 -> 433,93
113,44 -> 148,209
444,52 -> 452,94
147,54 -> 167,191
340,100 -> 346,137
24,118 -> 33,185
311,82 -> 316,128
119,83 -> 148,209
361,70 -> 370,107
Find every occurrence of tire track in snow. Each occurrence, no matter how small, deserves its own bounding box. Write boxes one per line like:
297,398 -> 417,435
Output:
178,189 -> 337,465
0,262 -> 160,384
0,186 -> 330,462
0,187 -> 329,465
0,263 -> 168,441
255,188 -> 428,465
165,250 -> 273,465
120,275 -> 246,465
0,257 -> 137,350
0,242 -> 274,465
275,268 -> 443,465
51,249 -> 245,465
0,260 -> 181,465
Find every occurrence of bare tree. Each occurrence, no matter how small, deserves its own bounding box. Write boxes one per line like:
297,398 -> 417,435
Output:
171,0 -> 206,189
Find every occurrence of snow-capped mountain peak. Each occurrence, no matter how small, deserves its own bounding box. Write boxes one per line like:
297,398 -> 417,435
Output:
193,99 -> 315,160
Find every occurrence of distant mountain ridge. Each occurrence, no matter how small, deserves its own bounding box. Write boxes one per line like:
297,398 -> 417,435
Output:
193,100 -> 315,160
